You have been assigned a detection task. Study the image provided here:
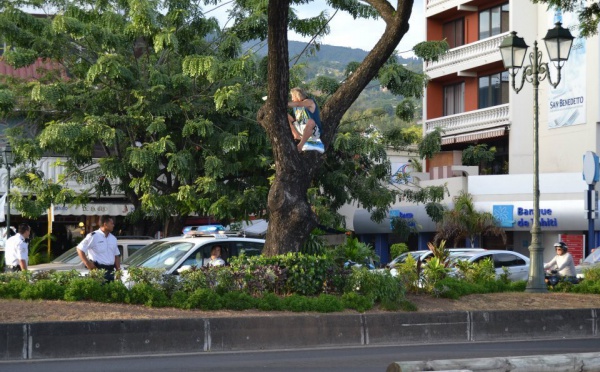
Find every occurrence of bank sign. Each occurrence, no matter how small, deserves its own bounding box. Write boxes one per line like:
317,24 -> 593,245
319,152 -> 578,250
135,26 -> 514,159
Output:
493,205 -> 559,229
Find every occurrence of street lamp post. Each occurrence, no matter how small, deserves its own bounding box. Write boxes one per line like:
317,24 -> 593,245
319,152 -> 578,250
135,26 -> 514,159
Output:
2,146 -> 14,235
499,23 -> 574,293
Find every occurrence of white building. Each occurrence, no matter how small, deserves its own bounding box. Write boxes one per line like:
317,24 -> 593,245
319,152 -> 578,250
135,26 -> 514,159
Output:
346,0 -> 600,265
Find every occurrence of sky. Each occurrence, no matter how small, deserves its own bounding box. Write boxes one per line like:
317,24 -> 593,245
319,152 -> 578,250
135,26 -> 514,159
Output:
209,0 -> 425,57
23,0 -> 426,56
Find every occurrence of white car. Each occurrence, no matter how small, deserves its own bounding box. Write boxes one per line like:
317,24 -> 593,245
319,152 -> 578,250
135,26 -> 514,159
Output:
120,234 -> 265,284
387,248 -> 486,268
575,249 -> 600,279
29,239 -> 157,273
448,250 -> 530,281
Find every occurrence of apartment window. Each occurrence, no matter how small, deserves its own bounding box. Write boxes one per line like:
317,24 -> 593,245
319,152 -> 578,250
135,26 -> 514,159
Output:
478,72 -> 509,109
479,3 -> 509,39
443,18 -> 464,48
444,82 -> 465,116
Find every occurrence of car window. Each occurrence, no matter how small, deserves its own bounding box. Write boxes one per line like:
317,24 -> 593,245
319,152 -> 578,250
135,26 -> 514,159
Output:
125,241 -> 194,270
232,241 -> 263,257
493,253 -> 526,268
53,247 -> 82,264
472,254 -> 492,264
126,244 -> 147,257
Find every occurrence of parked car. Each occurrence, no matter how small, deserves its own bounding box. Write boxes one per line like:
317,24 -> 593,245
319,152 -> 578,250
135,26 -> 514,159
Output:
121,234 -> 265,282
448,250 -> 530,281
575,249 -> 600,279
28,238 -> 157,273
387,248 -> 486,269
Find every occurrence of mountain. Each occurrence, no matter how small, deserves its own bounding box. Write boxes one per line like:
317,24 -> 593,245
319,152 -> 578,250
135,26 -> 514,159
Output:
246,40 -> 421,69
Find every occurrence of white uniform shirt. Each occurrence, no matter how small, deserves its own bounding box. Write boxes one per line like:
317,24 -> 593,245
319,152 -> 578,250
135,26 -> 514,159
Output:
5,233 -> 28,267
77,229 -> 119,265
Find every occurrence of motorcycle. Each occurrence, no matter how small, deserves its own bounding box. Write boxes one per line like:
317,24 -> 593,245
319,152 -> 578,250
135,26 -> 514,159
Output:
545,269 -> 579,287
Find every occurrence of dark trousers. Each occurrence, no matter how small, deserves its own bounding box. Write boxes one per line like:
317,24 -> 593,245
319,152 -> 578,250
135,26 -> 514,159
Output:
93,262 -> 116,282
4,265 -> 21,273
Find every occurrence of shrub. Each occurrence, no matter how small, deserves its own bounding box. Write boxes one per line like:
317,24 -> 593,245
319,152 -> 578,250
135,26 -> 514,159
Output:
128,283 -> 169,307
341,292 -> 374,313
454,258 -> 496,283
582,267 -> 600,282
394,254 -> 421,293
184,288 -> 223,310
125,267 -> 165,288
345,268 -> 405,304
257,293 -> 283,311
282,294 -> 312,312
49,270 -> 82,286
20,279 -> 65,300
312,294 -> 344,313
64,278 -> 105,302
179,269 -> 210,293
221,291 -> 256,310
390,243 -> 409,260
102,281 -> 130,303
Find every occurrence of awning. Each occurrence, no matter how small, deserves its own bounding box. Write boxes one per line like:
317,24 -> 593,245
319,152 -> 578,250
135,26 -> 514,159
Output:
51,203 -> 135,216
442,127 -> 507,145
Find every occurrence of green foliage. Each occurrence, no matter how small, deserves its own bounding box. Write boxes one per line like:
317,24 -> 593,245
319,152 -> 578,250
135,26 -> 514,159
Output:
330,238 -> 378,266
394,254 -> 421,293
418,127 -> 443,160
221,291 -> 257,310
257,292 -> 283,311
462,144 -> 496,167
282,294 -> 312,312
390,243 -> 409,260
341,292 -> 374,312
454,258 -> 496,283
346,268 -> 405,304
531,0 -> 598,37
390,218 -> 418,242
20,279 -> 65,300
312,294 -> 344,313
28,234 -> 55,265
421,257 -> 450,291
300,230 -> 327,255
128,283 -> 169,307
582,266 -> 600,282
413,40 -> 450,62
183,288 -> 223,310
434,192 -> 507,247
64,278 -> 105,302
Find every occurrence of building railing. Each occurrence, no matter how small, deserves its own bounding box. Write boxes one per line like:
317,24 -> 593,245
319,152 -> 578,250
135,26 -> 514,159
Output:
425,104 -> 509,135
424,33 -> 509,77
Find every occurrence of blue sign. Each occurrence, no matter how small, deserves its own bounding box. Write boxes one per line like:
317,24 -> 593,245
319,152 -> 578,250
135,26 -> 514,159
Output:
493,205 -> 514,227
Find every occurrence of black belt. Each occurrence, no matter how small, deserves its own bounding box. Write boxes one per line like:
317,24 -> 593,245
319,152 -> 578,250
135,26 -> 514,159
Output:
93,262 -> 116,270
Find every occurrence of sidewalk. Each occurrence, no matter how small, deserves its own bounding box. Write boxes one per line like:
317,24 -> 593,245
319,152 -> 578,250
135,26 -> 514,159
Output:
1,308 -> 598,360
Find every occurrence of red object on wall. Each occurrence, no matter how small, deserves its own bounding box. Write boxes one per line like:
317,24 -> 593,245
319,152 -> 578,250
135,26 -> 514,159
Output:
559,234 -> 585,265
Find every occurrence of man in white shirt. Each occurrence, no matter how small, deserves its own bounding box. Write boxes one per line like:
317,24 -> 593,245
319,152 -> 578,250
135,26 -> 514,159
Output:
77,215 -> 120,282
4,224 -> 31,272
544,241 -> 577,279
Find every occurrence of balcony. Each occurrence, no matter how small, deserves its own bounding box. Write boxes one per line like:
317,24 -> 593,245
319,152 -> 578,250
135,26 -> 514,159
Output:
424,33 -> 508,79
425,104 -> 509,137
426,0 -> 475,17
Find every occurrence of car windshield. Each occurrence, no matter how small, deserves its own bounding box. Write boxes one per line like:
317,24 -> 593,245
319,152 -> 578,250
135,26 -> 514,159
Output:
52,247 -> 81,264
389,251 -> 427,265
124,241 -> 194,270
583,249 -> 600,264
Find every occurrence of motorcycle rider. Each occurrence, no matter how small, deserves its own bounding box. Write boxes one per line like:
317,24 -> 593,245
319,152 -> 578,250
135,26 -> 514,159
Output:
544,241 -> 577,284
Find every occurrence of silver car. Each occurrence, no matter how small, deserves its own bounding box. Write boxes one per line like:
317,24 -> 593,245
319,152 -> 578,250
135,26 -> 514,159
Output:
449,250 -> 530,281
575,249 -> 600,279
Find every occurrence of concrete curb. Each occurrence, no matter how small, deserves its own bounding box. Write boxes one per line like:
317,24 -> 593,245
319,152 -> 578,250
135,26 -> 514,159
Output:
386,351 -> 600,372
0,308 -> 598,360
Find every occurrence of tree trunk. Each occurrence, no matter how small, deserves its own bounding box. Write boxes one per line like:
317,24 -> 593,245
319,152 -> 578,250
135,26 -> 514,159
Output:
259,0 -> 414,255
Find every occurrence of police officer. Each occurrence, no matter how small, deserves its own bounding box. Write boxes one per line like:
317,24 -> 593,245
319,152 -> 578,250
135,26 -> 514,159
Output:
4,223 -> 31,272
77,215 -> 120,282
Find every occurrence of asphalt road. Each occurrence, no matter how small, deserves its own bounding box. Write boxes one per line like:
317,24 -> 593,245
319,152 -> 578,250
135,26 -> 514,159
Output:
2,338 -> 600,372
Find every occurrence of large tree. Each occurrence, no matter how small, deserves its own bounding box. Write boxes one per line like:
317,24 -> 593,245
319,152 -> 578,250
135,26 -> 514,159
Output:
1,0 -> 445,252
256,0 -> 443,254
